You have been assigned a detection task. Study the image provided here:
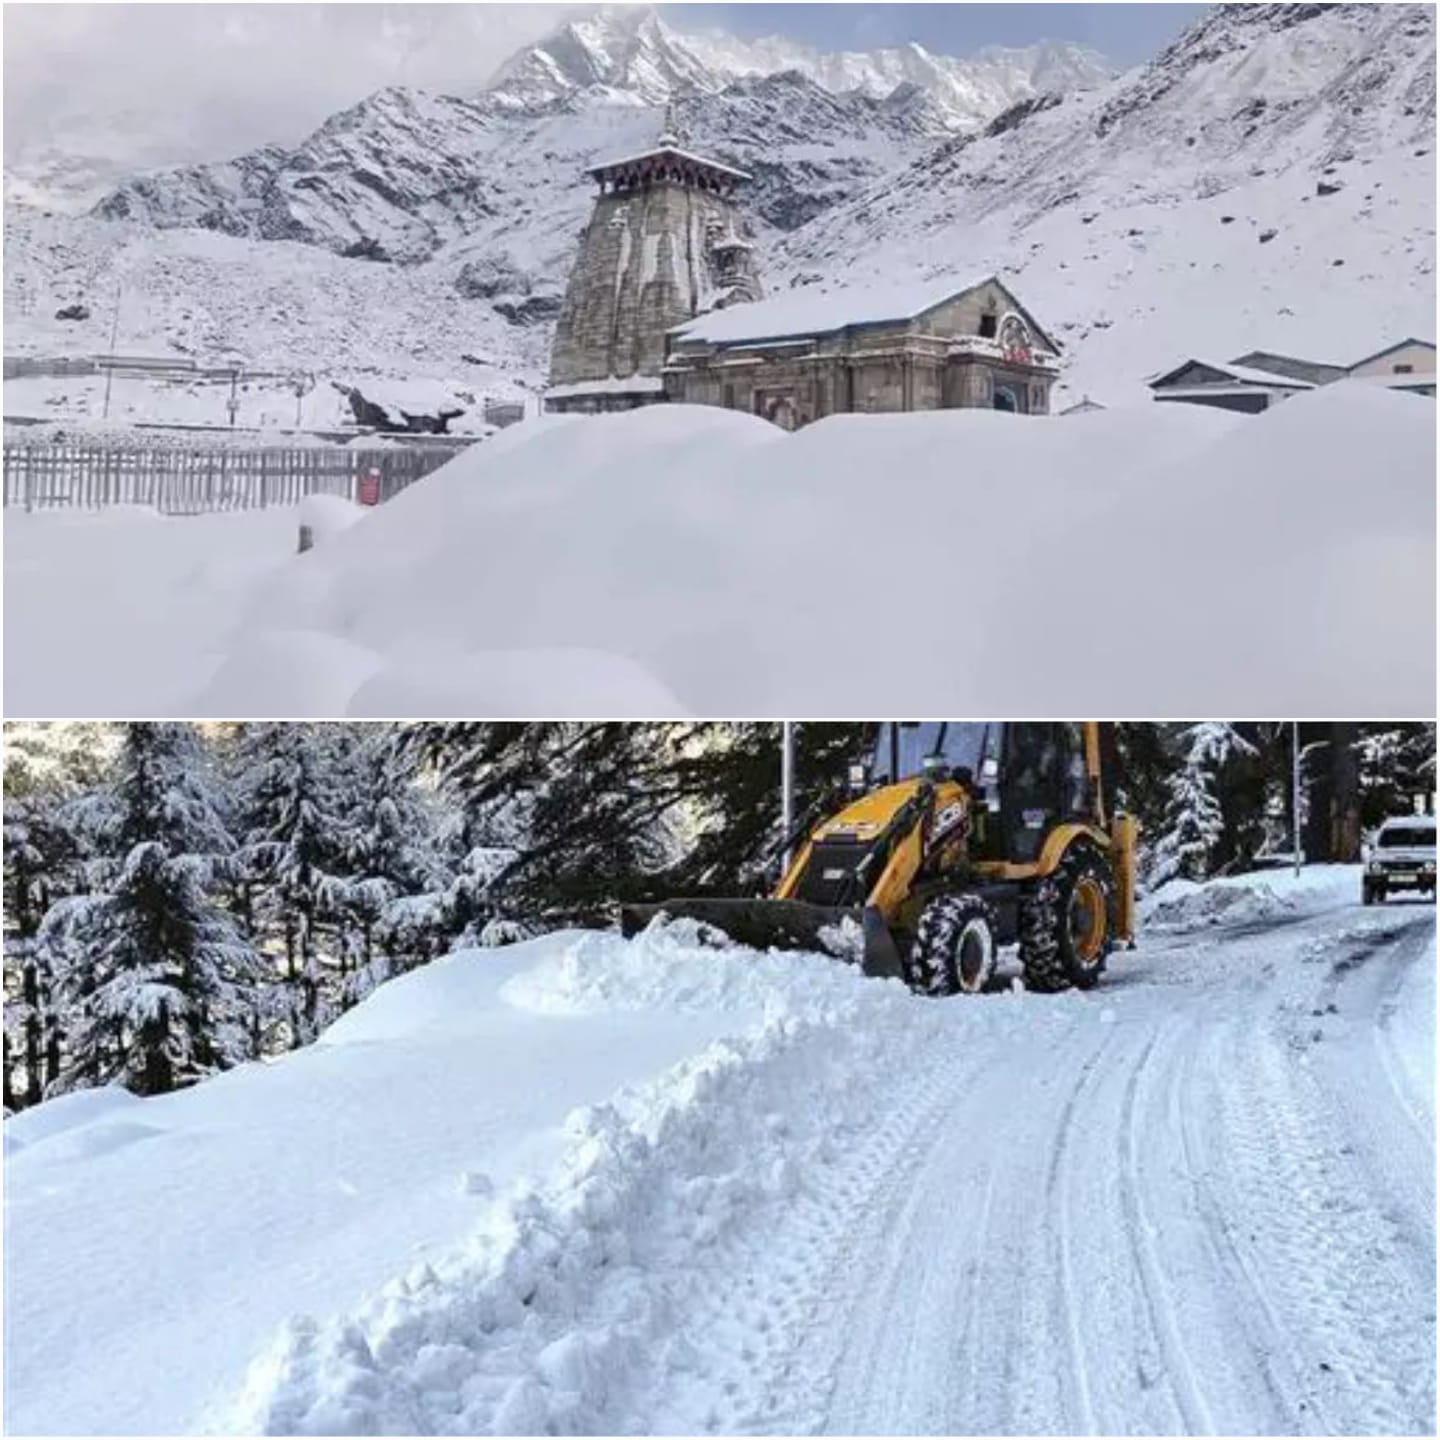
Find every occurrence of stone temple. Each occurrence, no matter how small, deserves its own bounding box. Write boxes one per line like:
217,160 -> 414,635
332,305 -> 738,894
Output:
544,128 -> 763,415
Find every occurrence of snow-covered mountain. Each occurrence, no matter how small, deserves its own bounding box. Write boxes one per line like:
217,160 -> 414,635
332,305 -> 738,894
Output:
82,4 -> 1111,267
3,4 -> 1434,415
485,6 -> 1114,127
771,1 -> 1437,397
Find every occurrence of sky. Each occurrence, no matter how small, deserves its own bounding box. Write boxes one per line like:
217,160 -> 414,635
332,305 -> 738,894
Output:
661,4 -> 1204,65
3,3 -> 1202,176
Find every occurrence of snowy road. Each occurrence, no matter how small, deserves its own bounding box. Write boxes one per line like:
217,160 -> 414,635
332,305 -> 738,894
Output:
650,901 -> 1436,1437
4,871 -> 1434,1436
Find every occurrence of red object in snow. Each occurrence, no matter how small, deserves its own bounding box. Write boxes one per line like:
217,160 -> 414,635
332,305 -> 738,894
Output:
358,468 -> 381,506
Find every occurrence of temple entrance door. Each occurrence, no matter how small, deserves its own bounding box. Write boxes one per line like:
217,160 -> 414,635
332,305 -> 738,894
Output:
993,385 -> 1018,413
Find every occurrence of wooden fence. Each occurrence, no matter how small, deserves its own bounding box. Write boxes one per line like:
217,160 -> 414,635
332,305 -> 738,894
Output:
2,442 -> 464,513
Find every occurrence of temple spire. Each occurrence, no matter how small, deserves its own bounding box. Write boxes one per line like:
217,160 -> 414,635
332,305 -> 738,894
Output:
658,95 -> 687,149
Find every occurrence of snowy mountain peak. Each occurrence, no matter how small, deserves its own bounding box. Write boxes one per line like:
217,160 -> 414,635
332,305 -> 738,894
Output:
483,6 -> 1117,128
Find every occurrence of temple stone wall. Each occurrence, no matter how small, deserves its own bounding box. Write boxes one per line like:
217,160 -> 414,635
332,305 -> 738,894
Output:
666,332 -> 1056,426
549,181 -> 759,393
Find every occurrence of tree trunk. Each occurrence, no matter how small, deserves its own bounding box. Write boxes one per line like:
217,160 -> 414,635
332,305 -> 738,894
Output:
3,1032 -> 17,1113
1330,723 -> 1361,862
21,961 -> 44,1108
23,1013 -> 43,1109
45,1025 -> 62,1094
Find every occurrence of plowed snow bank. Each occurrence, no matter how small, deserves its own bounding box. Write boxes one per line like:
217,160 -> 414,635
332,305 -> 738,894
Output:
1142,862 -> 1362,929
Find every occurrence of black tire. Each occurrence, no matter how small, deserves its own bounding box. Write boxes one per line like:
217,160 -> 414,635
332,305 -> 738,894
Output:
1020,846 -> 1115,993
1363,881 -> 1377,906
907,892 -> 998,997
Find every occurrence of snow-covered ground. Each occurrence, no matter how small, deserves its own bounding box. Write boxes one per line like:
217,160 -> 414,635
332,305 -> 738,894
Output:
6,383 -> 1434,717
4,865 -> 1433,1436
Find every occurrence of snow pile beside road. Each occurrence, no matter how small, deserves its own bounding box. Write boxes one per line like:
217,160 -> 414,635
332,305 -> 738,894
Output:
1142,863 -> 1361,930
224,936 -> 931,1435
8,383 -> 1433,716
2,935 -> 811,1435
1387,930 -> 1437,1115
502,921 -> 900,1018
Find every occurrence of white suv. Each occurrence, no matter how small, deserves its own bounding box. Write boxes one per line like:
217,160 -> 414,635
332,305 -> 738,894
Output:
1363,815 -> 1437,904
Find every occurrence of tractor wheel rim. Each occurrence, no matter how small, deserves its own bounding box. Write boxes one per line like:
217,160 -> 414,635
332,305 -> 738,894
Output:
958,926 -> 989,990
1069,877 -> 1107,963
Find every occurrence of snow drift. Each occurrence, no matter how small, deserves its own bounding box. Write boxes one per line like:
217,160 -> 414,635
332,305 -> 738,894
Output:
7,384 -> 1433,716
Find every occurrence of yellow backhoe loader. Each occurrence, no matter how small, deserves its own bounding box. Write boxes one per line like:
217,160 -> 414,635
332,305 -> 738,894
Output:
621,722 -> 1137,994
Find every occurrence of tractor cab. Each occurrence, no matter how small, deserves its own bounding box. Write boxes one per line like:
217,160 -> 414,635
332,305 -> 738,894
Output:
868,722 -> 1118,863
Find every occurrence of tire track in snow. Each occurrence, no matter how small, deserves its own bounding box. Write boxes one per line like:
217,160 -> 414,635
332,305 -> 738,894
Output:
1118,1031 -> 1216,1436
1213,960 -> 1435,1436
651,1020 -> 975,1435
1367,919 -> 1434,1152
800,1034 -> 992,1436
1174,1014 -> 1330,1435
1045,1028 -> 1115,1437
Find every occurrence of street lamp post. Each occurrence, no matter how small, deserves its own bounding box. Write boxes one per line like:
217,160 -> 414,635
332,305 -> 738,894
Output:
101,283 -> 122,420
289,371 -> 315,430
781,722 -> 796,877
1292,721 -> 1302,878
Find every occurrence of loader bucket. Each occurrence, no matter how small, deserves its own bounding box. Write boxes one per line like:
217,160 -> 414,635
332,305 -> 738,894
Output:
618,897 -> 905,981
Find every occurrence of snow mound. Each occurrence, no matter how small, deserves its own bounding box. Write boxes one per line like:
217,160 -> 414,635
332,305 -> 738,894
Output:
500,922 -> 897,1018
2,1083 -> 145,1150
297,491 -> 366,541
223,973 -> 928,1435
10,385 -> 1431,716
1142,863 -> 1362,931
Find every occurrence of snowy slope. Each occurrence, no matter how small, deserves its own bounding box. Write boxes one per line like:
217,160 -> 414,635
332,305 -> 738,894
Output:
5,871 -> 1433,1435
82,4 -> 1104,268
7,384 -> 1434,718
773,1 -> 1438,402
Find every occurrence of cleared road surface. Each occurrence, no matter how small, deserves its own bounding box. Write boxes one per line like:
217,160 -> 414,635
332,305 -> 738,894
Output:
648,899 -> 1436,1437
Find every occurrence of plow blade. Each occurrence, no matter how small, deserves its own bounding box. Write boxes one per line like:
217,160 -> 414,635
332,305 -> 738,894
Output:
618,897 -> 905,980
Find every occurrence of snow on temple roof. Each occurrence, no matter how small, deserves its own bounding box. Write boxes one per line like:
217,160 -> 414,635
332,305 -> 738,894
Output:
544,375 -> 667,400
589,143 -> 751,182
671,274 -> 998,346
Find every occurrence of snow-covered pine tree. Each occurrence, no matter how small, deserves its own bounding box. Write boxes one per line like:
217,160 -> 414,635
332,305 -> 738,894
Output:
662,723 -> 871,893
3,793 -> 80,1110
1147,723 -> 1259,886
39,724 -> 262,1097
1356,722 -> 1437,824
231,723 -> 355,1045
338,726 -> 448,989
401,723 -> 680,936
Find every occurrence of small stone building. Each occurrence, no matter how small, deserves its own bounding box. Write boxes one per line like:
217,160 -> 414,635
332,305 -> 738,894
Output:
662,275 -> 1060,427
545,131 -> 763,415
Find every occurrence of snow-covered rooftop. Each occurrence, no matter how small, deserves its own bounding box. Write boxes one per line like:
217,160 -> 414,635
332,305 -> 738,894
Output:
1346,337 -> 1436,370
544,375 -> 666,399
589,144 -> 751,182
341,377 -> 470,414
1151,359 -> 1317,390
670,274 -> 996,346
